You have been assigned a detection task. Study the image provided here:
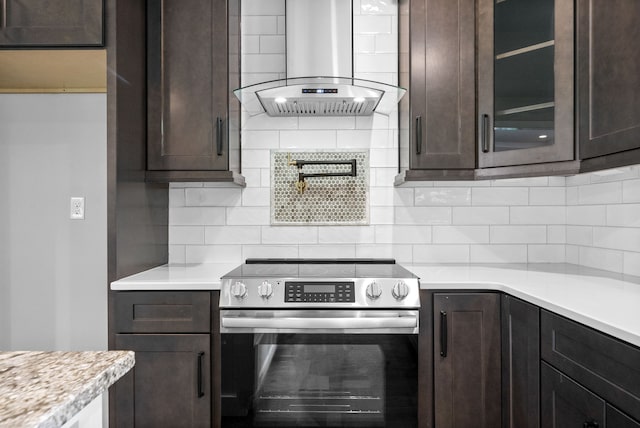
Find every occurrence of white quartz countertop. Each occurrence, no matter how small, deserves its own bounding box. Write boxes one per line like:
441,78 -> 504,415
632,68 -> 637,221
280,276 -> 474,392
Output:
0,351 -> 134,428
110,262 -> 640,348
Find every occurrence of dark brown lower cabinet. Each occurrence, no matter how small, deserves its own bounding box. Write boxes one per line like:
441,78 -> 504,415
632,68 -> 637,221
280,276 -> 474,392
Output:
501,295 -> 540,428
541,362 -> 605,427
433,293 -> 501,428
608,405 -> 640,428
114,334 -> 211,427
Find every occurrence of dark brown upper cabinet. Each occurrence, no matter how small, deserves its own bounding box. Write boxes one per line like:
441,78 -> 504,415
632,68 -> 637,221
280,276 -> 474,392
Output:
146,0 -> 243,184
477,0 -> 575,171
398,0 -> 476,181
577,0 -> 640,171
0,0 -> 103,47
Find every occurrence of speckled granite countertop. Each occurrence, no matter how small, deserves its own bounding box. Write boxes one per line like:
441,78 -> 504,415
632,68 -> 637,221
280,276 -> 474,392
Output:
0,351 -> 134,428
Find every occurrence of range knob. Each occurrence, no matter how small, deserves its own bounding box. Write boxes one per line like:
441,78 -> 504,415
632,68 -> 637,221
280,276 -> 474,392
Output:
392,281 -> 410,300
230,281 -> 247,299
257,281 -> 274,299
366,282 -> 383,300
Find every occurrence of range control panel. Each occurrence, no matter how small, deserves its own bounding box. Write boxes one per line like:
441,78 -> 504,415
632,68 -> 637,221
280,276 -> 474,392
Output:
285,281 -> 355,303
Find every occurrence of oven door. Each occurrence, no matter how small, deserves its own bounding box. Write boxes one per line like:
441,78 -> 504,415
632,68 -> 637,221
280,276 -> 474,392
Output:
220,310 -> 418,428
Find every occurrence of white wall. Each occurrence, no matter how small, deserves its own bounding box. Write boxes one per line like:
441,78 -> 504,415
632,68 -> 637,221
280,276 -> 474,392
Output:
0,94 -> 107,351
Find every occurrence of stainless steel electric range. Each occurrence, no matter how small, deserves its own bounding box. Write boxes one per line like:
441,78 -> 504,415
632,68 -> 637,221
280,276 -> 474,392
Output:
219,259 -> 420,428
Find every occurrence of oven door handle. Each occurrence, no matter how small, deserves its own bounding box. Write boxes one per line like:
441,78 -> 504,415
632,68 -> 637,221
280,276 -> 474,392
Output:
221,315 -> 418,331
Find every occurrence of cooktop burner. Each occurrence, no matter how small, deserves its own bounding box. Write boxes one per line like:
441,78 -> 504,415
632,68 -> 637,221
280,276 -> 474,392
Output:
220,258 -> 420,309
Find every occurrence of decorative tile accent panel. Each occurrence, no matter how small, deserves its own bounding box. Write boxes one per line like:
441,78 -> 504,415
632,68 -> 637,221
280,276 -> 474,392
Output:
271,151 -> 369,225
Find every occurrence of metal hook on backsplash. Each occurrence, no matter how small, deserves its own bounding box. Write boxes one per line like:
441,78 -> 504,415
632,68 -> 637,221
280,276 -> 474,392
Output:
287,153 -> 357,194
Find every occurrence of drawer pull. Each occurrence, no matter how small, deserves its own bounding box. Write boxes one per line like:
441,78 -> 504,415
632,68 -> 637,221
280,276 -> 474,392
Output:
583,421 -> 599,428
440,311 -> 448,357
481,114 -> 491,153
197,351 -> 205,398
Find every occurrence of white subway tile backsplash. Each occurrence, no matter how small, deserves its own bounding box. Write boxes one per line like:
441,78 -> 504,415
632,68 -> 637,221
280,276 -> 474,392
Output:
412,245 -> 470,263
490,226 -> 547,244
169,245 -> 186,264
579,246 -> 624,273
529,187 -> 566,205
169,226 -> 204,245
337,130 -> 394,148
472,188 -> 528,206
185,245 -> 242,263
360,0 -> 397,15
355,54 -> 399,73
355,35 -> 376,53
241,150 -> 271,168
354,15 -> 392,34
375,225 -> 432,244
415,188 -> 471,206
528,245 -> 565,263
578,182 -> 623,205
239,169 -> 262,188
369,149 -> 399,167
299,117 -> 356,130
593,226 -> 640,252
241,131 -> 280,149
453,207 -> 509,225
547,225 -> 566,244
170,189 -> 185,207
262,226 -> 318,244
566,226 -> 593,246
470,245 -> 528,263
433,226 -> 490,244
606,204 -> 640,227
242,188 -> 270,207
395,207 -> 451,225
170,207 -> 226,225
566,245 -> 580,264
242,245 -> 298,259
566,205 -> 606,226
242,0 -> 285,16
242,54 -> 285,73
318,227 -> 375,244
369,187 -> 414,207
299,245 -> 357,258
279,130 -> 337,149
185,188 -> 242,207
622,179 -> 640,203
226,207 -> 270,225
260,35 -> 285,53
355,244 -> 413,263
375,34 -> 397,53
491,177 -> 548,187
241,35 -> 260,54
205,226 -> 261,244
510,206 -> 565,225
623,252 -> 640,277
370,207 -> 395,224
242,16 -> 278,35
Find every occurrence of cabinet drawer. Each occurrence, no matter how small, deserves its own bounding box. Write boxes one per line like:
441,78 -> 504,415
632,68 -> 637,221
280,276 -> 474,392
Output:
541,310 -> 640,421
114,291 -> 211,333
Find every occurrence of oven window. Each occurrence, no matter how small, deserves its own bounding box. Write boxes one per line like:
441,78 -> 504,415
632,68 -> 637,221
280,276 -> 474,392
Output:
222,334 -> 418,428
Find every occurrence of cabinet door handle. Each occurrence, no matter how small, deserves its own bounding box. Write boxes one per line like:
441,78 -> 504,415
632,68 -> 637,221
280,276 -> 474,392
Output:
440,311 -> 448,357
481,114 -> 491,153
583,421 -> 599,428
415,116 -> 423,155
215,117 -> 224,156
197,351 -> 205,398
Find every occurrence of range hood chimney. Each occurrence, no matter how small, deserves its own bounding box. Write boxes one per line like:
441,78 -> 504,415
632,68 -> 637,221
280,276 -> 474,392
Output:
234,0 -> 406,117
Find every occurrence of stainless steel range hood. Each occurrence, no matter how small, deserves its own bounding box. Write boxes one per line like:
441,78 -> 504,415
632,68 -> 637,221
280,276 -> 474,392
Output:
234,0 -> 406,117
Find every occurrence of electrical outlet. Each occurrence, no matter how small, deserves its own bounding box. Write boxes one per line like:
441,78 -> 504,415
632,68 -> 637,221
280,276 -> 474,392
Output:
70,197 -> 85,220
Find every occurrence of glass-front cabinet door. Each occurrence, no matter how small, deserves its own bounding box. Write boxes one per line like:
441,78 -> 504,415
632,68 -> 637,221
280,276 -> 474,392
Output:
478,0 -> 574,168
